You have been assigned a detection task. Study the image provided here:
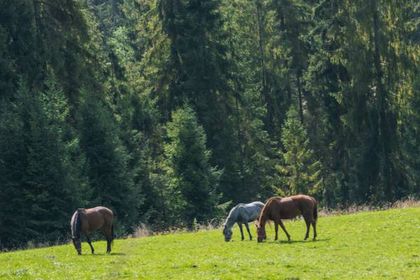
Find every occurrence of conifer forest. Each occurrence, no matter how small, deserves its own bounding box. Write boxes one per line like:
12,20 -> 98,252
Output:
0,0 -> 418,249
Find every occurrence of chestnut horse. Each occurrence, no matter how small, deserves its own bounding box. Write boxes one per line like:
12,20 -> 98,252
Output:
256,195 -> 317,242
70,206 -> 114,255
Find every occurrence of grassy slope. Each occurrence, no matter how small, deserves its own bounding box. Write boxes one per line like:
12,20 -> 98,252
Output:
1,207 -> 419,279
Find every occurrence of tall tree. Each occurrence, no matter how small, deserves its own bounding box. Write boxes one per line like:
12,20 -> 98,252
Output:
276,106 -> 323,196
270,0 -> 312,124
158,0 -> 244,203
164,105 -> 221,227
0,79 -> 88,248
79,91 -> 139,232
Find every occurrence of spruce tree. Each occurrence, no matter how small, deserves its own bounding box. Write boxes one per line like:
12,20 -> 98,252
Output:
0,79 -> 88,248
79,91 -> 139,232
277,106 -> 323,197
164,105 -> 221,227
158,0 -> 245,203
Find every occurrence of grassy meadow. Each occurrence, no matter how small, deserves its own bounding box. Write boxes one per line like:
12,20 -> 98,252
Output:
1,207 -> 419,279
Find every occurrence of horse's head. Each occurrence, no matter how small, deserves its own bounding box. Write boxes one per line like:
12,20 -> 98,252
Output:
255,222 -> 266,243
222,224 -> 232,242
72,237 -> 82,255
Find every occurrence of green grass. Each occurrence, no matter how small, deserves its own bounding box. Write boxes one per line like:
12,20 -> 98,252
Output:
1,207 -> 419,279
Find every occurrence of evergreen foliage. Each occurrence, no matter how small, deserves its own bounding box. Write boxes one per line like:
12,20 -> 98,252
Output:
0,0 -> 418,249
277,106 -> 323,196
79,91 -> 140,232
164,105 -> 221,227
0,79 -> 88,248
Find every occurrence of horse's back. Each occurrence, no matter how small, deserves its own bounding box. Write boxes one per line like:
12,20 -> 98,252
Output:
289,195 -> 316,208
88,206 -> 113,216
82,206 -> 113,232
237,201 -> 264,222
275,197 -> 299,218
251,201 -> 265,208
269,195 -> 314,219
289,194 -> 315,201
286,195 -> 316,216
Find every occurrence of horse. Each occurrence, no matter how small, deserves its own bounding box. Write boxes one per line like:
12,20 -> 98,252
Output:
256,195 -> 317,243
223,201 -> 264,242
70,206 -> 114,255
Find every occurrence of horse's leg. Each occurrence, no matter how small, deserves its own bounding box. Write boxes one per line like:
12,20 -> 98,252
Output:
238,223 -> 245,241
102,228 -> 112,253
274,222 -> 279,241
278,220 -> 291,241
304,217 -> 310,240
86,235 -> 95,254
106,238 -> 111,254
244,223 -> 252,240
312,221 -> 317,241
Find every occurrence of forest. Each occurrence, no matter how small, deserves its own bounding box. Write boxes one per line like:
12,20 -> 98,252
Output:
0,0 -> 418,250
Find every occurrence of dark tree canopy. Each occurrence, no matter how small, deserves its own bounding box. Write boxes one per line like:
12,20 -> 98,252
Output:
0,0 -> 418,249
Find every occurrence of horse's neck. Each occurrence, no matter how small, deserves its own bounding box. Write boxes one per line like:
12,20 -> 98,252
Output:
259,214 -> 268,227
225,207 -> 239,229
259,201 -> 273,227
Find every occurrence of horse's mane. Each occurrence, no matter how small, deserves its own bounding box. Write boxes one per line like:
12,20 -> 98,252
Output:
224,204 -> 240,227
257,197 -> 280,225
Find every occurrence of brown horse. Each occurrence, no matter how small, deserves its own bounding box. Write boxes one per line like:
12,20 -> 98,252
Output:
70,206 -> 114,255
256,195 -> 317,243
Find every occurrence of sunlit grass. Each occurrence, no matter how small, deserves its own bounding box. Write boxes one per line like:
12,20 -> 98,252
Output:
1,207 -> 419,279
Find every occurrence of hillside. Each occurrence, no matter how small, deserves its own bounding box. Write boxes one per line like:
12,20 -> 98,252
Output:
1,0 -> 419,249
1,207 -> 419,279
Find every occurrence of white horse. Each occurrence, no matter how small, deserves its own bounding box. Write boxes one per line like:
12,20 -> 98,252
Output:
222,201 -> 264,242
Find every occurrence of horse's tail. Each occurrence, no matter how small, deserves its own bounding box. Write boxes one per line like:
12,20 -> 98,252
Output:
72,209 -> 83,239
313,201 -> 318,222
111,223 -> 115,244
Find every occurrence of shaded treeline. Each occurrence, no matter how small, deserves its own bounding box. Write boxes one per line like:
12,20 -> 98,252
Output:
0,0 -> 418,249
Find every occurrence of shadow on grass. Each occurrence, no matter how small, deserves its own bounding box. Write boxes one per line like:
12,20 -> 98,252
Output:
81,252 -> 126,256
260,238 -> 331,245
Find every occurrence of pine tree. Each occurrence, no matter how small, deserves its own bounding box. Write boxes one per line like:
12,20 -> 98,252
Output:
0,79 -> 88,248
164,105 -> 221,227
400,75 -> 420,198
79,91 -> 139,232
0,83 -> 28,248
276,106 -> 323,197
158,0 -> 245,204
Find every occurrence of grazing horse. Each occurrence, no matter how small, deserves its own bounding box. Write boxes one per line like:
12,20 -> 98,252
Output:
223,201 -> 264,242
70,206 -> 114,255
256,195 -> 317,243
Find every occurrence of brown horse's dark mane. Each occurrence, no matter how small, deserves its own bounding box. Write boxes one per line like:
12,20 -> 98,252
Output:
258,196 -> 280,226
